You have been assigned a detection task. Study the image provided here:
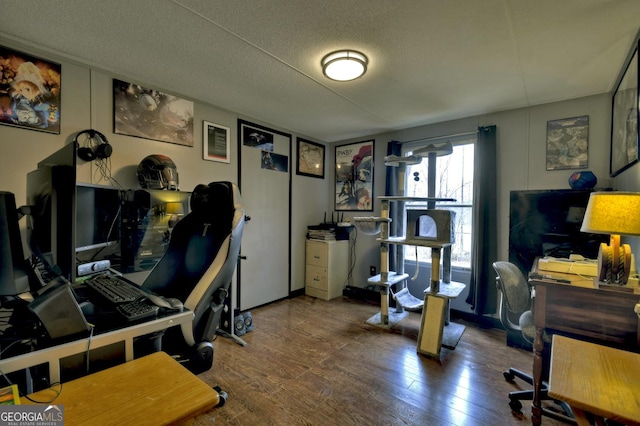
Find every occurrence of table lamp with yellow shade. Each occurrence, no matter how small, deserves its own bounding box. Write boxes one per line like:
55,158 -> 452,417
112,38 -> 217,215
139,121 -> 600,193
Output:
580,192 -> 640,284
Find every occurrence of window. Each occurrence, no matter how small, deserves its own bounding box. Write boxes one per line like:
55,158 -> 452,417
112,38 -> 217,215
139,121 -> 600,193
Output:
402,136 -> 475,269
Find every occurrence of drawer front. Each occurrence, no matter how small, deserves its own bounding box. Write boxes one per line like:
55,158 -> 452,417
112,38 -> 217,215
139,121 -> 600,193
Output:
305,286 -> 329,300
306,264 -> 328,290
306,241 -> 329,267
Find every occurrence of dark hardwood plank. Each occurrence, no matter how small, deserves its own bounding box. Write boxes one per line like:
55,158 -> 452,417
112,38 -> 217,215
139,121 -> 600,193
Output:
193,295 -> 567,425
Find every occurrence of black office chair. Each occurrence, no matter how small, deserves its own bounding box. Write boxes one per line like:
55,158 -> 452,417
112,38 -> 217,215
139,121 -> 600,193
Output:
142,181 -> 245,374
493,261 -> 575,424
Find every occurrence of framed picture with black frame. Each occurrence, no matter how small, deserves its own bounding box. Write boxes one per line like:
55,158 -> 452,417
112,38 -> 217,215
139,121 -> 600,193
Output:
335,140 -> 374,211
0,45 -> 61,134
296,138 -> 325,179
610,29 -> 640,177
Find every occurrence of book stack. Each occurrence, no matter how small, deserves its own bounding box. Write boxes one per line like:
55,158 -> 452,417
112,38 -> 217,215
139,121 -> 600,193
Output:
307,226 -> 336,241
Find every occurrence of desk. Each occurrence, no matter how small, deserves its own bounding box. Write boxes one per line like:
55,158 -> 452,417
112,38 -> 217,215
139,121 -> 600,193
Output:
0,310 -> 192,384
548,335 -> 640,426
22,351 -> 219,425
529,260 -> 640,425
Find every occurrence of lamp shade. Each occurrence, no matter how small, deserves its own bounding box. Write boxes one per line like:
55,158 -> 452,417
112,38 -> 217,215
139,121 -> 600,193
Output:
322,50 -> 368,81
165,202 -> 185,215
581,192 -> 640,236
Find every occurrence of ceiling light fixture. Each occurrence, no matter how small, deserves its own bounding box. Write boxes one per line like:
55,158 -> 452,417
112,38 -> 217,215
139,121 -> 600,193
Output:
322,50 -> 368,81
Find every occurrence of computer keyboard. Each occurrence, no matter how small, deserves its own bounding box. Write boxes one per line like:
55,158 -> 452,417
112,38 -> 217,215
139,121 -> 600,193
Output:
85,273 -> 145,304
116,300 -> 159,322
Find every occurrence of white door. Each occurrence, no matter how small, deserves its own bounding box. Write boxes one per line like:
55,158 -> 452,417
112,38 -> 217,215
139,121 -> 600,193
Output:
237,120 -> 291,310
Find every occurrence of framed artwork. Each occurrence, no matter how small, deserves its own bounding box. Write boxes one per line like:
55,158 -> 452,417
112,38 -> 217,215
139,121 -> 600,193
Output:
0,45 -> 61,134
113,78 -> 194,146
545,115 -> 589,170
610,35 -> 639,177
203,121 -> 230,163
296,138 -> 325,179
335,140 -> 374,211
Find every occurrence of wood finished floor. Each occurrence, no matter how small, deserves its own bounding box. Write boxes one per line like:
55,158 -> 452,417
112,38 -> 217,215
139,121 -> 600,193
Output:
194,295 -> 567,425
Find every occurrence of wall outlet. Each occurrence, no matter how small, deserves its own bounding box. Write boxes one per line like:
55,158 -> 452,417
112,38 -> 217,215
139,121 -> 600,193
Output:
370,266 -> 377,276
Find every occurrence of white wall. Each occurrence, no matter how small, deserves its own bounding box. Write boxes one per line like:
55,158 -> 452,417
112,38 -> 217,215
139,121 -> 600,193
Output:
4,37 -> 638,312
0,38 -> 329,301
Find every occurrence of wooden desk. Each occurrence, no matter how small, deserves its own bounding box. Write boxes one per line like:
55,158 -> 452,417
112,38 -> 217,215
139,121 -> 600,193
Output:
548,335 -> 640,426
23,351 -> 220,425
529,261 -> 640,425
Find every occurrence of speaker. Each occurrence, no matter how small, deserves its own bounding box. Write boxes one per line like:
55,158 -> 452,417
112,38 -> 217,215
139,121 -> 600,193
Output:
234,313 -> 246,336
243,311 -> 254,333
28,278 -> 91,341
75,129 -> 112,161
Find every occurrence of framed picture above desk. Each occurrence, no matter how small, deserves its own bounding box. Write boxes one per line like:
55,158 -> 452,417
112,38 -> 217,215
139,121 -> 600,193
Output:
528,258 -> 640,425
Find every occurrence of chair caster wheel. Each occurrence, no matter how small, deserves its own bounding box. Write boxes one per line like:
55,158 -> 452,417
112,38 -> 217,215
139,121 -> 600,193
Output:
509,399 -> 523,412
503,371 -> 515,382
213,385 -> 227,407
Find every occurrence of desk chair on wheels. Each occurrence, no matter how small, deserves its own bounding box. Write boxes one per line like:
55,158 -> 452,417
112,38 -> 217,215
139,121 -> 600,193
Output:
492,261 -> 575,424
142,181 -> 245,376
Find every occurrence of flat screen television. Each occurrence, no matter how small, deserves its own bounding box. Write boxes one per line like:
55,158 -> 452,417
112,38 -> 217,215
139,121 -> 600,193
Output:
509,189 -> 609,275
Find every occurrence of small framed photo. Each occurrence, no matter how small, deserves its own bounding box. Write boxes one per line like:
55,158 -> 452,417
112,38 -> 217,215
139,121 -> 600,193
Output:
296,138 -> 325,179
203,121 -> 230,163
545,115 -> 589,170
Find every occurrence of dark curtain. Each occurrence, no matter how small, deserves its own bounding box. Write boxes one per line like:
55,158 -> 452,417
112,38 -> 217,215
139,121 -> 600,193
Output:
386,141 -> 402,272
466,125 -> 498,314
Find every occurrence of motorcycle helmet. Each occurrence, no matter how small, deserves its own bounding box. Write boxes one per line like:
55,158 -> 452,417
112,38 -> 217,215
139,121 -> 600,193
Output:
137,154 -> 179,190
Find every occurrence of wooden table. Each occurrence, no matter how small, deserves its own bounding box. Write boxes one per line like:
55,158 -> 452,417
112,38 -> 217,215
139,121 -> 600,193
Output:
529,260 -> 640,425
548,335 -> 640,426
22,351 -> 220,425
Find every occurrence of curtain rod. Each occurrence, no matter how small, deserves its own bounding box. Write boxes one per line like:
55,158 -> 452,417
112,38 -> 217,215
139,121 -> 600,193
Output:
400,129 -> 478,145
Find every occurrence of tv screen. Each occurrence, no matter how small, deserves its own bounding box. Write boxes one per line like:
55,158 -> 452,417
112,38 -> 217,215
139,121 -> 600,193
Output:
509,189 -> 608,274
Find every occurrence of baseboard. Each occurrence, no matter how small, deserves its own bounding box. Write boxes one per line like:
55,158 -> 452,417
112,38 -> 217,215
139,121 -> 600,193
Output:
289,288 -> 305,298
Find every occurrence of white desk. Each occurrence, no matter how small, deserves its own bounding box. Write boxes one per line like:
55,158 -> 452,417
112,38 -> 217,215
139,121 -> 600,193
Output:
0,309 -> 192,384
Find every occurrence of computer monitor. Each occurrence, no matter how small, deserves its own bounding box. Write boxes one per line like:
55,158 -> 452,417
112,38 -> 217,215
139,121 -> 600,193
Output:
509,189 -> 609,274
0,191 -> 35,302
75,184 -> 121,254
26,143 -> 76,280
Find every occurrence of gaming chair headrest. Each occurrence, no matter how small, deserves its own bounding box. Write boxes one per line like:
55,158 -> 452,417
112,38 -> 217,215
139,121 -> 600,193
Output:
190,182 -> 236,226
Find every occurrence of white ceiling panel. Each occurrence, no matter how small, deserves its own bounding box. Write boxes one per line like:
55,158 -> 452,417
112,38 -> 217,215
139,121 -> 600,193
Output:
0,0 -> 638,141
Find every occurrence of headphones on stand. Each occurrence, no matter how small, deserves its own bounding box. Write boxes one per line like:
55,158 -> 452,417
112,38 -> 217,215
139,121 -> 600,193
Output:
75,129 -> 113,161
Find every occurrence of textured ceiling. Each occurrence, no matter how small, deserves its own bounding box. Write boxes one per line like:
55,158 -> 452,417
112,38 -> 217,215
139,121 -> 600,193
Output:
1,0 -> 639,142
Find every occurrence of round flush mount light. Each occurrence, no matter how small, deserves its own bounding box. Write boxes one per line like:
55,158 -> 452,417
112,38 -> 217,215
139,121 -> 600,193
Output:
322,50 -> 368,81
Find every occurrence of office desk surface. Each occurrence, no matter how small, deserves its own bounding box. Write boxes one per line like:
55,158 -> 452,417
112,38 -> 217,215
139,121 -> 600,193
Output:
529,259 -> 640,425
22,351 -> 219,425
548,335 -> 640,426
